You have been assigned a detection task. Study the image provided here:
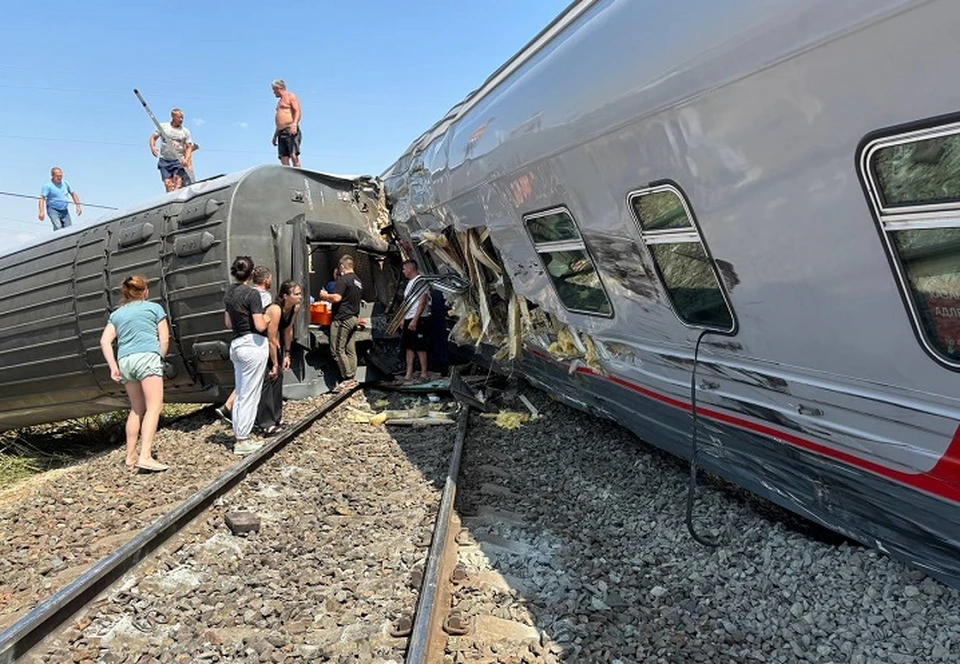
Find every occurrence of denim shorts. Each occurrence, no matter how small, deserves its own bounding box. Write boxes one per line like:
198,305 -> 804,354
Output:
118,352 -> 164,383
157,158 -> 185,180
48,207 -> 71,230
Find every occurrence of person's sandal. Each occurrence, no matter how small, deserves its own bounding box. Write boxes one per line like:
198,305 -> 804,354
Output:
135,461 -> 169,473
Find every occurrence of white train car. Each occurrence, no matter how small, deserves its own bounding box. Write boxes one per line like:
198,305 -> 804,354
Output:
384,0 -> 960,585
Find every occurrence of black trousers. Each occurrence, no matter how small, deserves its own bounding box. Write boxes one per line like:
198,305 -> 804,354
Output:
256,347 -> 284,430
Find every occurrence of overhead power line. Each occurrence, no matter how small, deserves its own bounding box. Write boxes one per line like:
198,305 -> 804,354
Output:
0,134 -> 263,155
0,191 -> 118,210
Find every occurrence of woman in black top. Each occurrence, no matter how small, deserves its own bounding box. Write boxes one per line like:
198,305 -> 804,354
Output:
223,256 -> 269,454
256,280 -> 302,434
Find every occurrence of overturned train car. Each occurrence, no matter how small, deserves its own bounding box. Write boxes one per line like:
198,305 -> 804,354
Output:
0,166 -> 400,431
383,0 -> 960,585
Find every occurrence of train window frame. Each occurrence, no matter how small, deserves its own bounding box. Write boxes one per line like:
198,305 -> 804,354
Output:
860,119 -> 960,369
627,183 -> 736,332
522,207 -> 614,318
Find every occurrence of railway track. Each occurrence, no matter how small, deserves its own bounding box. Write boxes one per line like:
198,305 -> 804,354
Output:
0,390 -> 361,663
0,381 -> 508,663
3,381 -> 960,662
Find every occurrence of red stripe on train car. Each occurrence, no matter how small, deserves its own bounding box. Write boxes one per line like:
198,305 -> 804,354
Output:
525,348 -> 960,503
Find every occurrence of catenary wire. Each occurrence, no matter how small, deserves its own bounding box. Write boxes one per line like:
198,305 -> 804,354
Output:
0,191 -> 118,210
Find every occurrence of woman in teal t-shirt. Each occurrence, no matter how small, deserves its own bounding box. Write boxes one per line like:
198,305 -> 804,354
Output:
99,275 -> 170,472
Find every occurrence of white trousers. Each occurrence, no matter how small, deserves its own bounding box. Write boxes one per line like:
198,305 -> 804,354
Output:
229,334 -> 269,440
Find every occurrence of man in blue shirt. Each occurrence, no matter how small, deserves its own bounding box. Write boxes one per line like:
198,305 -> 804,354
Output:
38,167 -> 82,231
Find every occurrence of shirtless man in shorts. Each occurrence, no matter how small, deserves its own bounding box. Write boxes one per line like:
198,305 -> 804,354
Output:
271,79 -> 302,167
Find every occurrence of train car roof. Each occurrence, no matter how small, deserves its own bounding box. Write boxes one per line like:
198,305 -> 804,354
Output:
2,165 -> 371,259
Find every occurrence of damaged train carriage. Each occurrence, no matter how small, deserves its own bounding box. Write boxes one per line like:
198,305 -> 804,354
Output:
0,165 -> 400,431
383,0 -> 960,586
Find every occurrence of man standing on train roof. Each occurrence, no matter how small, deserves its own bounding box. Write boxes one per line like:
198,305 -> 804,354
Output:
271,79 -> 302,167
180,142 -> 200,186
38,167 -> 82,231
149,108 -> 193,192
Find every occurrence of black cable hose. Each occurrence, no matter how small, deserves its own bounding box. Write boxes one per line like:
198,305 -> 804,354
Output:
685,328 -> 722,547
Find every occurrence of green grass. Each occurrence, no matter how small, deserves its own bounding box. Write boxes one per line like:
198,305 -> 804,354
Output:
0,404 -> 204,491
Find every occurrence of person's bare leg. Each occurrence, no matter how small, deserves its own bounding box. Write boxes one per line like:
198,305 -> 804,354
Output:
417,350 -> 429,380
279,156 -> 291,166
291,154 -> 301,167
137,375 -> 167,468
405,349 -> 415,381
123,382 -> 146,467
172,174 -> 182,190
163,178 -> 176,192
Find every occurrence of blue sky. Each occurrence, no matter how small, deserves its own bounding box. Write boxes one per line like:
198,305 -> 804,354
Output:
0,0 -> 569,246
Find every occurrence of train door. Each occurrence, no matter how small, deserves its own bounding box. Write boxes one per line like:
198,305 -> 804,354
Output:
287,215 -> 310,379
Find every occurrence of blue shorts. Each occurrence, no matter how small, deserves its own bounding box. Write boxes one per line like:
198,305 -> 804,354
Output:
158,158 -> 185,180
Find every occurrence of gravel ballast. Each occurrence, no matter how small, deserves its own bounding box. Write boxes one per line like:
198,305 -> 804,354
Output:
3,385 -> 959,663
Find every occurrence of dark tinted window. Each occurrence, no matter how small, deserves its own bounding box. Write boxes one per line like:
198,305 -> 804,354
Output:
632,190 -> 694,232
650,243 -> 733,329
524,209 -> 612,316
872,133 -> 960,207
863,122 -> 960,368
526,211 -> 581,244
629,186 -> 734,331
891,228 -> 960,360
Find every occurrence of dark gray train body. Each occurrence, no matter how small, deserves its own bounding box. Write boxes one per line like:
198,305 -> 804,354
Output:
384,0 -> 960,585
0,166 -> 395,431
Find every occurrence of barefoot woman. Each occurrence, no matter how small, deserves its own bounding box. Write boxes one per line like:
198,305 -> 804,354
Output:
99,275 -> 170,472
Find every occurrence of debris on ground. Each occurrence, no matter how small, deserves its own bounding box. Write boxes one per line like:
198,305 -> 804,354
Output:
480,411 -> 531,430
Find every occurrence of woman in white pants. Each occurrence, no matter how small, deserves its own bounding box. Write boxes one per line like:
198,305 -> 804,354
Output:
224,256 -> 269,455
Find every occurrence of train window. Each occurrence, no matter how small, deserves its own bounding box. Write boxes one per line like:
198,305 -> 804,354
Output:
628,185 -> 734,331
523,208 -> 613,316
891,228 -> 960,360
870,133 -> 960,208
526,210 -> 581,243
862,121 -> 960,367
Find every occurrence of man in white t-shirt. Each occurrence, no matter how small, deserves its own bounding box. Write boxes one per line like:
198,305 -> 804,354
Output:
149,108 -> 193,192
401,259 -> 431,384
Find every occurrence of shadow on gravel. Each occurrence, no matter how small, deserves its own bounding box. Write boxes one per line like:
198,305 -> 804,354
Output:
0,404 -> 210,492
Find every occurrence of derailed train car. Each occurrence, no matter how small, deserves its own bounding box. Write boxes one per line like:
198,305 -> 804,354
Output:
383,0 -> 960,584
0,165 -> 400,431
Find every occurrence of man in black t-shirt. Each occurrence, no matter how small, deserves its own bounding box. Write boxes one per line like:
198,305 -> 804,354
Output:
318,255 -> 363,391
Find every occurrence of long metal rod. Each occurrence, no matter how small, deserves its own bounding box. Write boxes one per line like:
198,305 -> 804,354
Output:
405,405 -> 470,662
133,88 -> 166,139
0,388 -> 356,664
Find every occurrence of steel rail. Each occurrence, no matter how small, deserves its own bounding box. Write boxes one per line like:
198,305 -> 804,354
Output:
405,405 -> 470,663
0,387 -> 357,664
